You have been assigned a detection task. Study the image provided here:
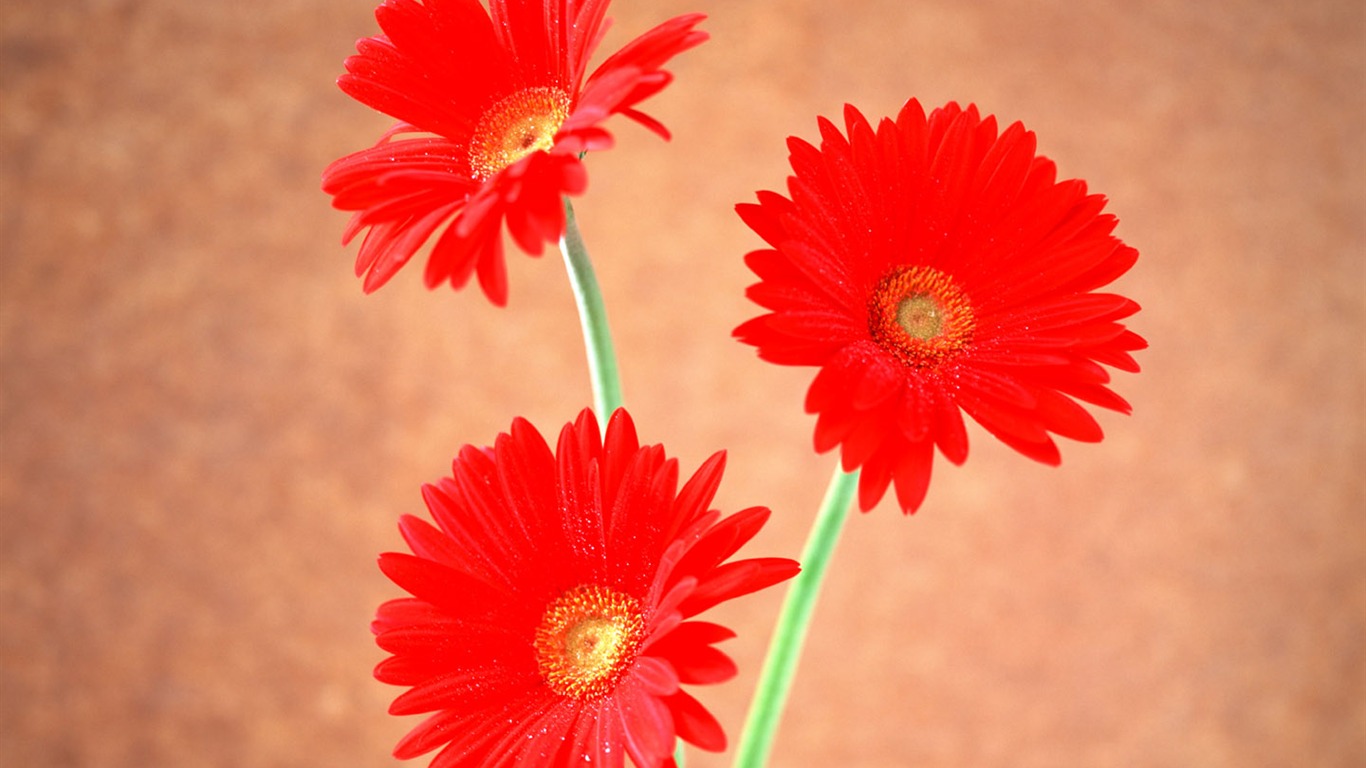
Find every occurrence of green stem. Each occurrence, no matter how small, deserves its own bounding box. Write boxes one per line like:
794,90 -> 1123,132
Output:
733,465 -> 860,768
558,198 -> 624,419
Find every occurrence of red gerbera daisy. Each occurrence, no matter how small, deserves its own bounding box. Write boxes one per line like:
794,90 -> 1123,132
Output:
374,408 -> 798,767
322,0 -> 707,303
735,99 -> 1146,514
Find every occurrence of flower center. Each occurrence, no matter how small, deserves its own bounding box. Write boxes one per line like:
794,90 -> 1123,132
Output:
468,87 -> 571,179
534,584 -> 645,700
868,265 -> 975,369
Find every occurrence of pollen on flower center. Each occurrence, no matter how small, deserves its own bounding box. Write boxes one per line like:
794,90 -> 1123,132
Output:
468,87 -> 571,180
534,584 -> 645,700
897,294 -> 944,340
868,265 -> 976,368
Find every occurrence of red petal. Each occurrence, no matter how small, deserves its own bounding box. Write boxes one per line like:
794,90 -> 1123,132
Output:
667,689 -> 727,752
668,643 -> 737,685
1032,388 -> 1104,443
890,438 -> 935,514
856,453 -> 894,511
679,558 -> 800,616
850,353 -> 902,409
630,655 -> 681,696
668,450 -> 727,539
671,506 -> 771,585
616,685 -> 675,768
932,394 -> 970,465
646,621 -> 740,685
377,552 -> 505,615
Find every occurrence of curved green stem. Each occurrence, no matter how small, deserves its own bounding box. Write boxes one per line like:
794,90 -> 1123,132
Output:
558,198 -> 623,419
733,465 -> 861,768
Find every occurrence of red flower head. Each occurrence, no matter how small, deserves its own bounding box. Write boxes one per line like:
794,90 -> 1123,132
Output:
735,100 -> 1146,514
322,1 -> 707,304
374,409 -> 798,767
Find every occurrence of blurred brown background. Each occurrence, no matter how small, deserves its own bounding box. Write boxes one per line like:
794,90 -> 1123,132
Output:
2,0 -> 1363,766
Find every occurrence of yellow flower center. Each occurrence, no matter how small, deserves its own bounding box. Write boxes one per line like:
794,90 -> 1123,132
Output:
868,265 -> 976,368
534,584 -> 645,700
467,87 -> 571,179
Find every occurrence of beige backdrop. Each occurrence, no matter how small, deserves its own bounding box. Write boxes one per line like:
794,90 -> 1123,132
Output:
2,1 -> 1363,766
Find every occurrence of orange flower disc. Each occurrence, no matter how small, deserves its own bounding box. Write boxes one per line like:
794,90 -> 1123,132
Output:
868,265 -> 976,369
468,87 -> 571,179
534,584 -> 645,701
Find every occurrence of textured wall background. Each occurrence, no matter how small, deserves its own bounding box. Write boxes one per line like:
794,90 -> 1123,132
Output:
2,1 -> 1363,766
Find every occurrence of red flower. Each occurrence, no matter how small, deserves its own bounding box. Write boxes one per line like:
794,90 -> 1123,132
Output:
374,409 -> 798,767
322,1 -> 707,304
735,100 -> 1146,513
